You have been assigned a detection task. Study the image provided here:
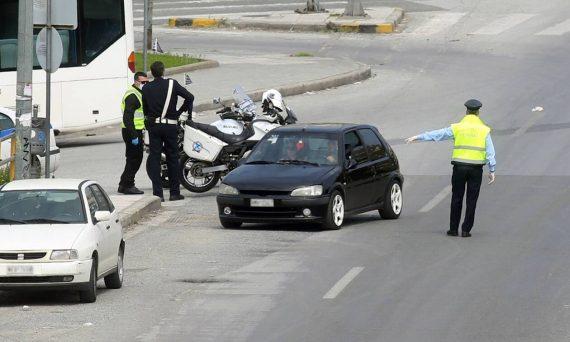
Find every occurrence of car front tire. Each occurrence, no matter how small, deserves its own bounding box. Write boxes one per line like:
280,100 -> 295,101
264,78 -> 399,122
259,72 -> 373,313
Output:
323,190 -> 344,230
79,258 -> 97,303
379,180 -> 403,220
104,247 -> 124,289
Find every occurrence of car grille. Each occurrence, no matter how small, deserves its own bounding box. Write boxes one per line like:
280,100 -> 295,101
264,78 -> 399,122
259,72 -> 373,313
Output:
0,276 -> 73,283
238,190 -> 291,196
234,207 -> 299,219
0,252 -> 47,260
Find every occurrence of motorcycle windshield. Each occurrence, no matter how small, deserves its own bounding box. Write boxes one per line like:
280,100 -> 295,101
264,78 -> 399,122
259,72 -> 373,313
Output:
233,86 -> 256,115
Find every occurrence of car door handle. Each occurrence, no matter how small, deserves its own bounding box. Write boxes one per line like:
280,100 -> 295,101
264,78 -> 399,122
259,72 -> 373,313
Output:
106,225 -> 111,230
115,219 -> 119,223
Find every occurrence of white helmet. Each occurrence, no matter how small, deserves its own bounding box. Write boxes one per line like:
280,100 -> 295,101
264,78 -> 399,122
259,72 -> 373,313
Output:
262,89 -> 285,113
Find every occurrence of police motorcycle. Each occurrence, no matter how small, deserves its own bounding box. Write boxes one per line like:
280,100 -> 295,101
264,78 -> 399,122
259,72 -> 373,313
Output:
177,86 -> 297,193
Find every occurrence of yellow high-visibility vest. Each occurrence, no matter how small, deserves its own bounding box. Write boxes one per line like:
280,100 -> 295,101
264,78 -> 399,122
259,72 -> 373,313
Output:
450,114 -> 490,165
120,86 -> 145,130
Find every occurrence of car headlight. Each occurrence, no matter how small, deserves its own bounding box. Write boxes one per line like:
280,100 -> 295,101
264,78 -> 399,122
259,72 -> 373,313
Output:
50,250 -> 79,260
219,183 -> 239,195
291,185 -> 323,197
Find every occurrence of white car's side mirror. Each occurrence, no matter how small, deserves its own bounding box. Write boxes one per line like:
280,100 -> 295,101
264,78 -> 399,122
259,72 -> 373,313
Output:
94,211 -> 111,223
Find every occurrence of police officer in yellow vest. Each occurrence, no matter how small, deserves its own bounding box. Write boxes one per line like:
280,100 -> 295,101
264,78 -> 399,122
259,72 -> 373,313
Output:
118,71 -> 149,195
406,99 -> 496,237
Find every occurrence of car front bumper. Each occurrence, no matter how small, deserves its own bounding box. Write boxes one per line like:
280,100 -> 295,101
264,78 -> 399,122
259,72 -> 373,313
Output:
217,195 -> 331,223
0,259 -> 92,290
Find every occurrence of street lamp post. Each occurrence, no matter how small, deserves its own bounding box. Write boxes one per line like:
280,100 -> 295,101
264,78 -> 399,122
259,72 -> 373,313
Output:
344,0 -> 366,17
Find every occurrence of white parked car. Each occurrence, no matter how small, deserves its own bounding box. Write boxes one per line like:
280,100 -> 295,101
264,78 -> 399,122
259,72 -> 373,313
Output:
0,179 -> 124,303
0,106 -> 60,176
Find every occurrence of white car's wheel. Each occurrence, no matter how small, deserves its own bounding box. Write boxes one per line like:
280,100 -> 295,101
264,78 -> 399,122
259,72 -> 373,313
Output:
104,247 -> 124,289
79,258 -> 97,303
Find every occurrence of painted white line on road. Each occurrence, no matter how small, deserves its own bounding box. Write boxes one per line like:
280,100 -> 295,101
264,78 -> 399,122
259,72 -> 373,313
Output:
323,267 -> 364,299
536,19 -> 570,36
412,12 -> 465,35
471,14 -> 535,35
419,185 -> 452,213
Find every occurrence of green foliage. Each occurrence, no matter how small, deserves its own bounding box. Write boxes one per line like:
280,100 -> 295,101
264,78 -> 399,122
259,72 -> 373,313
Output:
291,51 -> 314,57
0,166 -> 10,185
135,52 -> 202,72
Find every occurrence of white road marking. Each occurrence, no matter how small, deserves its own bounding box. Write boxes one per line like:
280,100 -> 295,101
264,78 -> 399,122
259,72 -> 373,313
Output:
411,12 -> 466,35
471,14 -> 535,35
419,185 -> 452,213
513,111 -> 547,137
536,19 -> 570,36
323,267 -> 364,299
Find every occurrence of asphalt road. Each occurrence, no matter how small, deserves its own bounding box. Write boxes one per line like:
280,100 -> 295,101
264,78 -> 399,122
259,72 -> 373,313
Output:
2,0 -> 570,341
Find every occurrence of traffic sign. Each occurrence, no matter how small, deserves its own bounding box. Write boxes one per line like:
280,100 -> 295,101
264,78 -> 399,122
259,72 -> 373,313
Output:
33,0 -> 78,29
35,28 -> 63,73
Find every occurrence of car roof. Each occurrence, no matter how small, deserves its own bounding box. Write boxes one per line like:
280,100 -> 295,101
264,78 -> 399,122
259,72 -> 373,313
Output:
0,106 -> 15,119
1,179 -> 92,191
273,123 -> 370,134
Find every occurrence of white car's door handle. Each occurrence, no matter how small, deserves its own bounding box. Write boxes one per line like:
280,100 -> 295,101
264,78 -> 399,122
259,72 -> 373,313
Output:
106,225 -> 111,230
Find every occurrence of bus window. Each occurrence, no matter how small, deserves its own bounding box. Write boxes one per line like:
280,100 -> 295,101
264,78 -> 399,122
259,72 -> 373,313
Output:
80,0 -> 125,63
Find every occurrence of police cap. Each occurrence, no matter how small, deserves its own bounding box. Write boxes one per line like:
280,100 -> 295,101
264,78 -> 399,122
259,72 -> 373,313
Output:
464,99 -> 482,110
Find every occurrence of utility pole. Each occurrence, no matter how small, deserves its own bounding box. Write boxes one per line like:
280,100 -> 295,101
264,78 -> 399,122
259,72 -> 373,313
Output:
344,0 -> 366,16
15,0 -> 34,180
44,0 -> 52,178
143,0 -> 153,71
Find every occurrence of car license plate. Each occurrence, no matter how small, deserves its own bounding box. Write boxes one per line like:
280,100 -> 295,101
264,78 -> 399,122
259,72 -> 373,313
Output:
7,265 -> 34,275
251,199 -> 274,207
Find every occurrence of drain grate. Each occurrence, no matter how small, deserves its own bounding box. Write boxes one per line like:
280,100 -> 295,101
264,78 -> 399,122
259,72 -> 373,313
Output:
166,215 -> 194,225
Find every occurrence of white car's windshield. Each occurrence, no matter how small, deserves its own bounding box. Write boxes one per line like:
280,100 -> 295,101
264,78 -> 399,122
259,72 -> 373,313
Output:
247,132 -> 339,166
0,190 -> 86,224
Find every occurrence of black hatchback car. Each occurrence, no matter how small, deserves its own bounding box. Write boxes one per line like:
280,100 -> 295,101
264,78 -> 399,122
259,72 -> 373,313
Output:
216,124 -> 403,229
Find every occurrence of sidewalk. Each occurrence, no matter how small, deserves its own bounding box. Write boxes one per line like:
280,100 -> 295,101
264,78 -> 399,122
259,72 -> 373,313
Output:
168,7 -> 404,34
109,194 -> 161,229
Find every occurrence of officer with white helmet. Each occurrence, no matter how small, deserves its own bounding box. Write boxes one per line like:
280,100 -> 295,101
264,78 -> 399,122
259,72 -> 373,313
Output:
406,99 -> 496,237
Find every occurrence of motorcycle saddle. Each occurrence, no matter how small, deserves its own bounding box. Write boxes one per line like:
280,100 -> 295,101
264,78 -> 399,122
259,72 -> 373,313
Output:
188,121 -> 254,144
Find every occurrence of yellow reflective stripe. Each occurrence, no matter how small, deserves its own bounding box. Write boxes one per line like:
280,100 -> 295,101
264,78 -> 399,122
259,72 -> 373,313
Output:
453,145 -> 486,152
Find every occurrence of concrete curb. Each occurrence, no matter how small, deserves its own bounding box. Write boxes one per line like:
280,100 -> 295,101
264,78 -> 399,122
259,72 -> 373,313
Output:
169,8 -> 404,34
118,196 -> 162,228
164,59 -> 219,76
192,63 -> 372,113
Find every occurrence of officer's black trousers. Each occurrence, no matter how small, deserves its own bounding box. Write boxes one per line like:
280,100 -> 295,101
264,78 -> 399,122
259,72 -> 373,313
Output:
146,124 -> 180,198
119,129 -> 144,188
450,163 -> 483,233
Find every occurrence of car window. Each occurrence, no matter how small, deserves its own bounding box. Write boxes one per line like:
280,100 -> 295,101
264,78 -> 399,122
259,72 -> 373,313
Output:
85,187 -> 99,219
344,131 -> 368,164
89,185 -> 111,212
96,185 -> 115,212
0,190 -> 86,224
0,113 -> 14,131
358,129 -> 387,161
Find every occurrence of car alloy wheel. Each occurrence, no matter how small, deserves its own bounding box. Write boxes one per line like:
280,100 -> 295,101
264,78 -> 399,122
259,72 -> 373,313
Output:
390,183 -> 402,215
118,252 -> 124,283
332,194 -> 345,227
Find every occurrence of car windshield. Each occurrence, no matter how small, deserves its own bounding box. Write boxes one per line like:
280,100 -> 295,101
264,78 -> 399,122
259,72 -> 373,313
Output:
0,190 -> 86,224
247,132 -> 339,166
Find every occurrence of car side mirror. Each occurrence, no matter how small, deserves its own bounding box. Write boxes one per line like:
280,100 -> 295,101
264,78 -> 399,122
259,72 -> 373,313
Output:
94,211 -> 111,223
345,156 -> 357,170
213,97 -> 221,105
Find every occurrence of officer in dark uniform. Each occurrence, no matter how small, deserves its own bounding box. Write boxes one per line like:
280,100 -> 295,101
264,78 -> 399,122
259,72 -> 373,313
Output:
142,61 -> 194,201
118,71 -> 148,195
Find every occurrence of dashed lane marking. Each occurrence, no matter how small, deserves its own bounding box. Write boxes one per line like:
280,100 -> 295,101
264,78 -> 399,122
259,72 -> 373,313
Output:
323,267 -> 364,299
536,19 -> 570,36
411,12 -> 466,36
419,185 -> 452,213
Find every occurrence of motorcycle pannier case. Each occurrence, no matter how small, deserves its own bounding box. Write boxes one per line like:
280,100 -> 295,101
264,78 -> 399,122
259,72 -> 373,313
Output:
183,126 -> 226,162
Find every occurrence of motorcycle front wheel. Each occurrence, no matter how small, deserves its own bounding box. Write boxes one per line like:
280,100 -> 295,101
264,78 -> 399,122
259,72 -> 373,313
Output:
179,155 -> 221,193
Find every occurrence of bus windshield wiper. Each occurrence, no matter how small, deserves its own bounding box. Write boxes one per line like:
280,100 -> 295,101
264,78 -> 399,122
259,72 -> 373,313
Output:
0,218 -> 26,224
278,159 -> 319,167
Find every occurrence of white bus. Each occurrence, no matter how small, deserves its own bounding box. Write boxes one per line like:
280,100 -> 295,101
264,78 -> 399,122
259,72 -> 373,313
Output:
0,0 -> 135,134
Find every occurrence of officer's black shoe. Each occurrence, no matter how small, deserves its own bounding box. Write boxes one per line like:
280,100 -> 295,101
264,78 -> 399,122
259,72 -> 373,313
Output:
446,230 -> 458,236
117,186 -> 126,194
123,187 -> 144,195
160,197 -> 165,203
461,231 -> 472,237
169,194 -> 185,201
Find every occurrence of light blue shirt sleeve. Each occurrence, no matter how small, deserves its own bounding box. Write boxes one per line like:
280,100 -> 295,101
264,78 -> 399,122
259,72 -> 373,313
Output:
417,127 -> 454,142
486,133 -> 496,173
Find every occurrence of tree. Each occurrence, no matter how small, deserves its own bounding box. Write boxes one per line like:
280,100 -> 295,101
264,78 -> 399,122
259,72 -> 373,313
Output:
296,0 -> 325,13
343,0 -> 366,17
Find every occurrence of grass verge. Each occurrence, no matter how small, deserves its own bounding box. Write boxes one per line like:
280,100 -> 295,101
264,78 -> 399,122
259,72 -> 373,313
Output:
291,51 -> 314,57
135,52 -> 202,72
0,166 -> 10,185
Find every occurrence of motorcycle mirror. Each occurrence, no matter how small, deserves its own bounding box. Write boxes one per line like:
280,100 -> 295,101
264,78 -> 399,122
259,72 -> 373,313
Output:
212,97 -> 221,105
